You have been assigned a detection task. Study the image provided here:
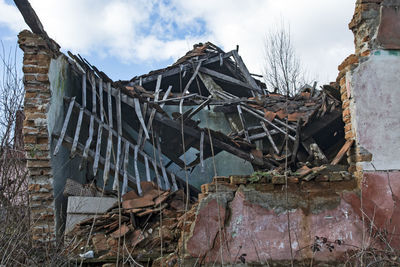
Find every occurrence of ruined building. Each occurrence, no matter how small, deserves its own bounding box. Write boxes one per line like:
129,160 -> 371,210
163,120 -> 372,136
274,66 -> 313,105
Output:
15,0 -> 400,265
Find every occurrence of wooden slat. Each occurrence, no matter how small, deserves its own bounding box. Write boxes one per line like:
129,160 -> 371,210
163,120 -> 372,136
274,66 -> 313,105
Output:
71,108 -> 84,155
237,105 -> 250,142
53,97 -> 75,155
134,98 -> 149,139
103,131 -> 113,186
99,78 -> 104,122
156,132 -> 170,189
179,60 -> 203,114
199,67 -> 259,93
136,101 -> 148,149
91,74 -> 96,114
171,173 -> 178,192
122,141 -> 130,195
113,136 -> 121,190
134,145 -> 142,196
185,96 -> 212,122
151,158 -> 162,189
260,122 -> 279,154
144,155 -> 151,182
82,115 -> 95,163
93,125 -> 102,176
200,131 -> 205,172
82,73 -> 87,108
107,82 -> 113,128
331,139 -> 354,165
116,89 -> 122,135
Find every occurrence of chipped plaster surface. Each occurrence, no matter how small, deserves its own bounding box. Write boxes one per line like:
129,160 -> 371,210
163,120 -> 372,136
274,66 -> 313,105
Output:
350,50 -> 400,171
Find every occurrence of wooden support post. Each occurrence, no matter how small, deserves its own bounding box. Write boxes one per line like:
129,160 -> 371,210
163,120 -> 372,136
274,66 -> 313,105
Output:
54,97 -> 75,155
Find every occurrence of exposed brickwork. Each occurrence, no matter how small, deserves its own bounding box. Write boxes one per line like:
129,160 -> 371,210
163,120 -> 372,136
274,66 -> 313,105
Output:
336,1 -> 385,183
18,30 -> 59,243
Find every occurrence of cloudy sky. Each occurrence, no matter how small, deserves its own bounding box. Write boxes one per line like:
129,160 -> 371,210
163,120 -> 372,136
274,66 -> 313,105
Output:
0,0 -> 356,85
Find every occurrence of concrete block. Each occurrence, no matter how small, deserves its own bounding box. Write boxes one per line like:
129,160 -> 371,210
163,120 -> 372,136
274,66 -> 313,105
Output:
67,196 -> 117,214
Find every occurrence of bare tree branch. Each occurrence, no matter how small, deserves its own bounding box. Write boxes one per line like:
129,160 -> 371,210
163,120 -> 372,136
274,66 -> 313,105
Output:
263,22 -> 306,96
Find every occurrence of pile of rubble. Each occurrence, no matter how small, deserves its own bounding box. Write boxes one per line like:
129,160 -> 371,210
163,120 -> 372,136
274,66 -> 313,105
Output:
65,181 -> 194,264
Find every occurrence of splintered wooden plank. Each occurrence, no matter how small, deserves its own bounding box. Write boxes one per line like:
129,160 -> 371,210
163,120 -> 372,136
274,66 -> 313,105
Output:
156,132 -> 170,189
82,73 -> 87,108
159,85 -> 172,108
144,155 -> 151,182
99,78 -> 104,122
71,108 -> 84,156
331,139 -> 354,165
103,131 -> 113,186
107,82 -> 113,128
260,122 -> 279,154
134,98 -> 149,139
122,141 -> 130,195
116,89 -> 122,135
237,105 -> 250,142
179,60 -> 203,114
154,75 -> 162,102
81,115 -> 95,165
91,74 -> 96,114
113,136 -> 122,191
134,145 -> 142,196
54,97 -> 76,156
93,125 -> 103,176
151,158 -> 163,189
185,95 -> 212,121
302,138 -> 328,163
170,173 -> 178,192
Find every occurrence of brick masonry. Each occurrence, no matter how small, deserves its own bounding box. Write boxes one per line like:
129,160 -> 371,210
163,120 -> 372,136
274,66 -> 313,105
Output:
18,30 -> 59,243
336,0 -> 383,182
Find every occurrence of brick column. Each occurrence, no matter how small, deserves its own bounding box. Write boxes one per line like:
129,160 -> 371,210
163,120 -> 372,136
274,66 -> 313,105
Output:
336,0 -> 382,183
18,30 -> 57,243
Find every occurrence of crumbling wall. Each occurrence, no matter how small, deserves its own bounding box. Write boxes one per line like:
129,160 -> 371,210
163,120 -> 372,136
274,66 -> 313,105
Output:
337,0 -> 400,248
18,30 -> 57,243
18,30 -> 87,243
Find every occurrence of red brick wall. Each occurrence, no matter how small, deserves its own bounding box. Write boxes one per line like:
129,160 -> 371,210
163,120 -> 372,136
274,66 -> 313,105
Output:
18,30 -> 58,243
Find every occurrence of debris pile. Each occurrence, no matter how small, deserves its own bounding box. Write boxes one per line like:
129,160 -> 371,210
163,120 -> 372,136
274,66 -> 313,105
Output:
65,181 -> 193,264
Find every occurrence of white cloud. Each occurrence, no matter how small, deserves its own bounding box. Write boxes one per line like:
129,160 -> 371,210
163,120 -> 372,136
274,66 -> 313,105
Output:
0,0 -> 356,84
